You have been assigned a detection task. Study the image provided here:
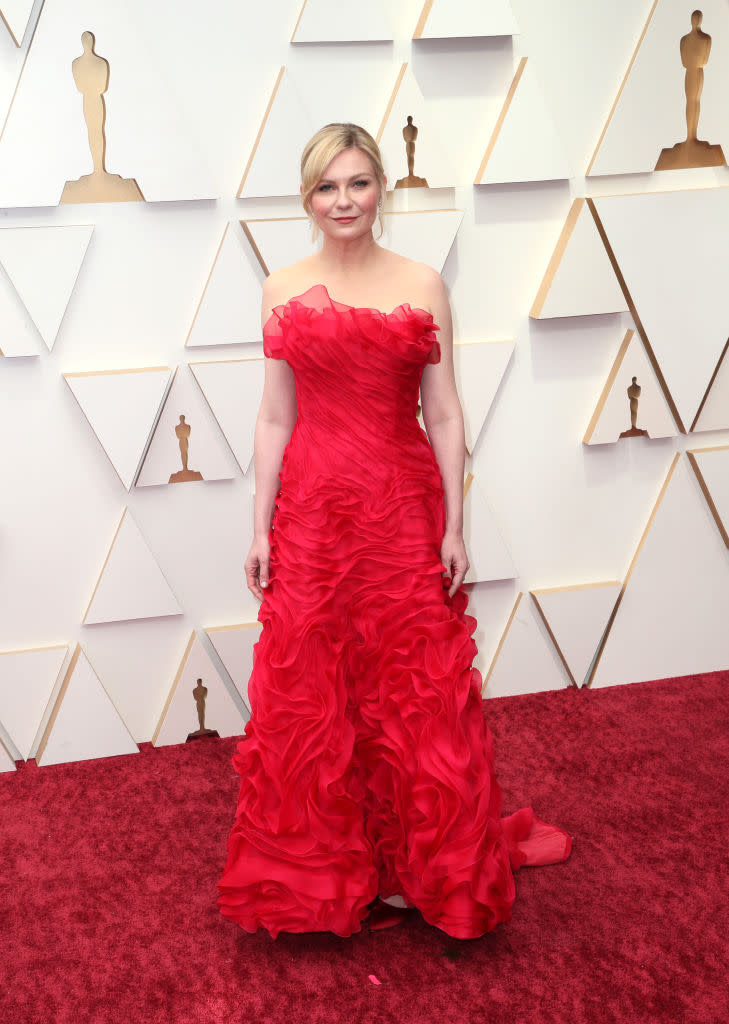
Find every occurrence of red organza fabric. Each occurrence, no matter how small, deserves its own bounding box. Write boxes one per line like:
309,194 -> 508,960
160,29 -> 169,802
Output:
217,284 -> 571,939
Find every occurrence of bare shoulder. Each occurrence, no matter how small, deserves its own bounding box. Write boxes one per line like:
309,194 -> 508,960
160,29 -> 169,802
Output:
261,259 -> 317,328
385,253 -> 448,312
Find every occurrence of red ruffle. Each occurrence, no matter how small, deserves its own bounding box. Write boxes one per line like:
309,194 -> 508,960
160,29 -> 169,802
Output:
218,284 -> 570,939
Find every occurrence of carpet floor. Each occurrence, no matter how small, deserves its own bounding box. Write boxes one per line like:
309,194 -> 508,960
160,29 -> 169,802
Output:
2,671 -> 728,1024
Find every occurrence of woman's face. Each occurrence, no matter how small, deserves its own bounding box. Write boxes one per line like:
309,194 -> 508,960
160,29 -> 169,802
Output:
307,147 -> 382,239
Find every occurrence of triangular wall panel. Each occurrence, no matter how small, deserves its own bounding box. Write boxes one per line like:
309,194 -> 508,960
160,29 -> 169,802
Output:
0,263 -> 40,356
36,645 -> 138,766
377,64 -> 455,190
83,508 -> 182,625
531,583 -> 621,687
0,0 -> 35,47
583,329 -> 678,445
414,0 -> 518,39
530,199 -> 627,319
292,0 -> 392,42
153,632 -> 247,746
64,367 -> 172,489
463,473 -> 516,584
205,622 -> 262,711
591,454 -> 729,687
190,358 -> 265,475
238,67 -> 317,199
483,592 -> 571,698
454,339 -> 513,453
0,737 -> 16,772
591,189 -> 729,433
0,645 -> 68,760
687,445 -> 729,549
136,367 -> 238,487
185,223 -> 264,348
475,57 -> 571,184
0,226 -> 93,350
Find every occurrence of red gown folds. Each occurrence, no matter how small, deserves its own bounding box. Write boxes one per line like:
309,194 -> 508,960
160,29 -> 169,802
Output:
217,283 -> 571,940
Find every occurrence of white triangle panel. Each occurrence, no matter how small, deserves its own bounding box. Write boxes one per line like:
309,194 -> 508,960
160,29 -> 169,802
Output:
531,199 -> 627,319
378,65 -> 455,190
0,265 -> 40,356
0,226 -> 93,350
238,67 -> 317,199
454,340 -> 513,453
0,0 -> 35,46
476,57 -> 571,184
693,344 -> 729,433
463,474 -> 516,584
0,645 -> 68,759
246,209 -> 463,277
415,0 -> 518,38
531,583 -> 621,687
185,224 -> 264,348
592,456 -> 729,687
64,367 -> 172,489
205,622 -> 262,711
83,508 -> 182,626
593,189 -> 729,432
584,330 -> 677,445
136,367 -> 238,487
190,359 -> 265,475
0,738 -> 16,772
292,0 -> 392,41
588,0 -> 729,177
688,446 -> 729,548
483,593 -> 571,698
37,646 -> 138,766
153,633 -> 247,746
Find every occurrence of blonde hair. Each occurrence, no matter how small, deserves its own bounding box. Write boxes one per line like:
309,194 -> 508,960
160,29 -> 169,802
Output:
300,123 -> 386,242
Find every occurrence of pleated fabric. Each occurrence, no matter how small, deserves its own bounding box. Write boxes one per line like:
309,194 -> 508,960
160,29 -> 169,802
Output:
217,284 -> 571,939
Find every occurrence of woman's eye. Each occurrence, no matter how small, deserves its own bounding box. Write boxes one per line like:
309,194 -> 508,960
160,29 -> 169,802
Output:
354,179 -> 369,187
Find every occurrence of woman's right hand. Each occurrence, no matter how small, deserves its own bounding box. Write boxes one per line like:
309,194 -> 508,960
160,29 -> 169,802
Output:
245,535 -> 271,602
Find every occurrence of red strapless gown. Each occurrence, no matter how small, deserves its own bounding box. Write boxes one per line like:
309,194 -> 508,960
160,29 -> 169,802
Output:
217,284 -> 571,939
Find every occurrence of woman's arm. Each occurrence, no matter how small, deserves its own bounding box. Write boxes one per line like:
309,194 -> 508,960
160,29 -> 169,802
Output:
247,276 -> 298,598
418,269 -> 469,596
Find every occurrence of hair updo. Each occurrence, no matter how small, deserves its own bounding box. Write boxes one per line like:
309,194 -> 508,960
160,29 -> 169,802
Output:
300,122 -> 386,242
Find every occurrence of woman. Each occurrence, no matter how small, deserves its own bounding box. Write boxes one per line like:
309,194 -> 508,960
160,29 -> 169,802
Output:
217,123 -> 571,940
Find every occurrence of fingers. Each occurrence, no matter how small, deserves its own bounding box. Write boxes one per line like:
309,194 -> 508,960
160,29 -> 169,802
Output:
245,554 -> 270,602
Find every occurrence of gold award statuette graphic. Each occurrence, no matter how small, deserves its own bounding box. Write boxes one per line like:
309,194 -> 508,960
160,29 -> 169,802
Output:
61,31 -> 145,204
656,10 -> 726,170
394,116 -> 428,189
619,376 -> 649,439
170,415 -> 203,483
186,678 -> 220,742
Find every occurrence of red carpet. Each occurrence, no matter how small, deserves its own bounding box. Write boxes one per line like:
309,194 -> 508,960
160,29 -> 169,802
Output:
2,671 -> 728,1024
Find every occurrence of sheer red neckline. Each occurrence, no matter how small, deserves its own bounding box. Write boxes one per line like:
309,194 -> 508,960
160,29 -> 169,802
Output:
280,282 -> 438,326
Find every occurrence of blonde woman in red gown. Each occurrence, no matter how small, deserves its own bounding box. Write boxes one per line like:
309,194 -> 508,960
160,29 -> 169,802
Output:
217,123 -> 571,940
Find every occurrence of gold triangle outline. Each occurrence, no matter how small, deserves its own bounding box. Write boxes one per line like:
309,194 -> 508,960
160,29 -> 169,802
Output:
585,0 -> 660,176
585,452 -> 681,687
63,365 -> 173,490
188,357 -> 264,476
690,338 -> 729,433
686,445 -> 729,550
184,223 -> 230,348
237,66 -> 286,198
482,591 -> 522,688
586,198 -> 685,433
474,56 -> 527,184
530,582 -> 621,688
376,63 -> 408,146
35,643 -> 138,764
0,0 -> 45,136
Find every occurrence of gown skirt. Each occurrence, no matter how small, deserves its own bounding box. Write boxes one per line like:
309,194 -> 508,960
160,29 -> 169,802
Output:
217,284 -> 571,940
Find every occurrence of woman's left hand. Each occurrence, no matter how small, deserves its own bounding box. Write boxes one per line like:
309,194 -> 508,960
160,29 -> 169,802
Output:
440,529 -> 469,597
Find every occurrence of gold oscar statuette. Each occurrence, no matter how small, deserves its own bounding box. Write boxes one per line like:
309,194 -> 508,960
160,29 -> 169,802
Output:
169,415 -> 203,483
60,31 -> 145,204
186,678 -> 219,742
394,116 -> 429,189
619,376 -> 649,439
655,10 -> 726,171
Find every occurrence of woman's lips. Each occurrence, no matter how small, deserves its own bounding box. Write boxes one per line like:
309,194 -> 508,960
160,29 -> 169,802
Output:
333,217 -> 356,223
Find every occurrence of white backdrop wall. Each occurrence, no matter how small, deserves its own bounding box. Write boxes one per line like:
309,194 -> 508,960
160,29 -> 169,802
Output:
1,0 -> 729,767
